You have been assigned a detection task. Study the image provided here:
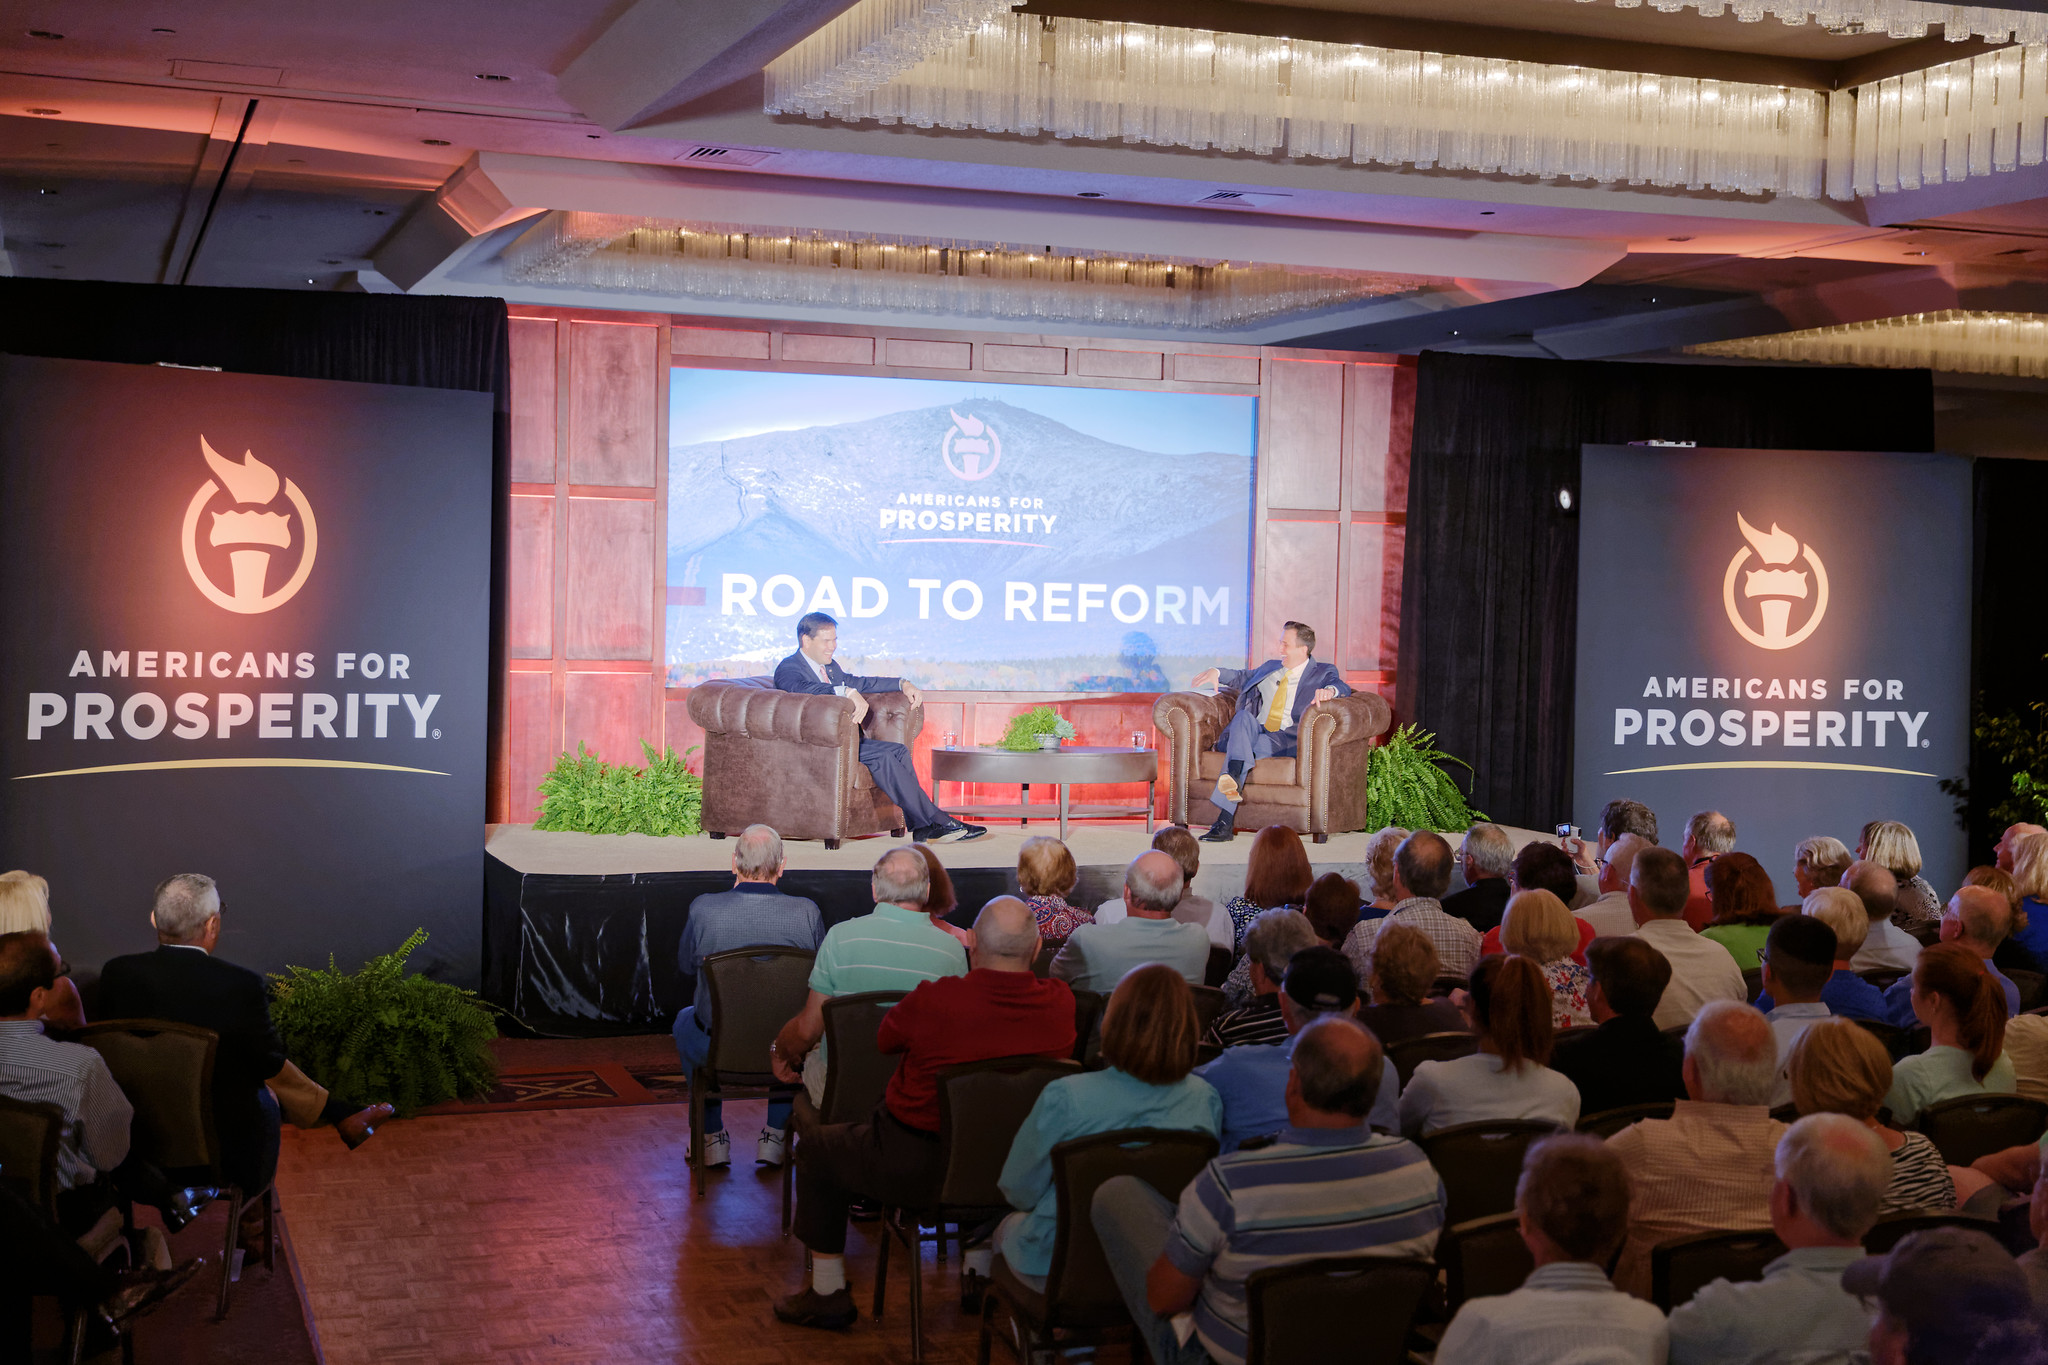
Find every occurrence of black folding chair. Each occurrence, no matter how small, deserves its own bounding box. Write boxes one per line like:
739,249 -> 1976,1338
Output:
1915,1095 -> 2048,1166
1205,945 -> 1235,988
687,946 -> 814,1196
1417,1121 -> 1558,1227
1244,1256 -> 1435,1365
782,990 -> 905,1236
1848,1018 -> 1927,1062
1069,989 -> 1106,1066
1863,1211 -> 2000,1254
1190,985 -> 1228,1039
0,1096 -> 136,1364
1439,1211 -> 1534,1311
1385,1032 -> 1477,1089
1650,1229 -> 1784,1311
1577,1101 -> 1676,1138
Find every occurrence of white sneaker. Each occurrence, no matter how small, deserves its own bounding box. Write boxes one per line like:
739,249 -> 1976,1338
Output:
757,1127 -> 788,1167
697,1129 -> 731,1168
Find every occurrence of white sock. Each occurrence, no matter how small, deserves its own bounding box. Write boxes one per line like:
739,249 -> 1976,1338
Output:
812,1255 -> 847,1296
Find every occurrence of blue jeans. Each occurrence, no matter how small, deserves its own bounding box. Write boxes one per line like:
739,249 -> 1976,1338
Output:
1090,1176 -> 1214,1365
673,1006 -> 792,1134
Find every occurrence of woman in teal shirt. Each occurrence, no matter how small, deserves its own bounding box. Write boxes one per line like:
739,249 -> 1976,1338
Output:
991,963 -> 1222,1285
1884,942 -> 2016,1124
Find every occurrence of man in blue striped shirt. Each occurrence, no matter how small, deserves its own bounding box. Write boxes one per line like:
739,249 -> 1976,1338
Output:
1091,1016 -> 1445,1365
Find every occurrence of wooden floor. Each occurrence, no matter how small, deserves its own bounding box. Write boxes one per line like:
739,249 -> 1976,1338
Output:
276,1045 -> 1063,1365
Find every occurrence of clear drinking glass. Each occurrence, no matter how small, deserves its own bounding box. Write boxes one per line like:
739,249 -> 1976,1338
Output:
941,732 -> 958,749
1131,730 -> 1147,750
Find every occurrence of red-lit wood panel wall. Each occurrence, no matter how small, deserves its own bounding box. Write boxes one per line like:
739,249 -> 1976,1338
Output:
494,308 -> 1412,825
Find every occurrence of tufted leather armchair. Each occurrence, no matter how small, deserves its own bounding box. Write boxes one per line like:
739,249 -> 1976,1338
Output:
686,677 -> 924,849
1152,687 -> 1392,843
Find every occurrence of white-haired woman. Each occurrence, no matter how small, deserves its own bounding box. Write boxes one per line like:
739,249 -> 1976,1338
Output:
1860,821 -> 1941,943
0,871 -> 86,1029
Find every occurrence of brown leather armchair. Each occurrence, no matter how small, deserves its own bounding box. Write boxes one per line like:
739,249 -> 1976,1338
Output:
686,678 -> 924,849
1152,687 -> 1392,843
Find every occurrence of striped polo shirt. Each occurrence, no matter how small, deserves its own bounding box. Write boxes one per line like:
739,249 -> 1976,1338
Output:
803,902 -> 968,1102
1166,1125 -> 1445,1365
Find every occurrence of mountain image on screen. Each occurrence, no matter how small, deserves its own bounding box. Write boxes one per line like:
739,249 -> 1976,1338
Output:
666,397 -> 1253,691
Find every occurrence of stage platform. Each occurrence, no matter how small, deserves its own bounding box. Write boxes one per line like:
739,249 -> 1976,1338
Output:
484,820 -> 1544,1033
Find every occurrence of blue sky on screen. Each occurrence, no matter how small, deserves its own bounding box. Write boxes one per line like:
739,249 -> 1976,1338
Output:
670,368 -> 1257,457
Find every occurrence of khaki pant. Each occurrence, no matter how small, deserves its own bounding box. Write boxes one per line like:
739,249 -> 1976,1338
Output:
264,1061 -> 331,1129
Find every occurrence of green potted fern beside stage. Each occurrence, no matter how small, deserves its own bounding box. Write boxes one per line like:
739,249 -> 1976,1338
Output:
1366,724 -> 1487,832
533,740 -> 704,836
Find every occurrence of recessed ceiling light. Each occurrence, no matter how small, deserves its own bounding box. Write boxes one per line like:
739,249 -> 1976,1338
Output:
151,26 -> 175,33
421,138 -> 451,146
306,277 -> 316,284
25,107 -> 61,116
1905,249 -> 1928,256
1668,236 -> 1693,242
37,187 -> 58,195
320,258 -> 343,265
286,157 -> 306,164
1480,210 -> 1495,215
586,133 -> 601,139
27,30 -> 62,39
474,72 -> 511,81
1077,191 -> 1104,198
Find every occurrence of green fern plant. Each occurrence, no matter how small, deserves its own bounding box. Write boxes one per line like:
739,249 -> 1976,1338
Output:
997,705 -> 1077,751
1366,724 -> 1488,832
533,739 -> 703,836
269,929 -> 499,1116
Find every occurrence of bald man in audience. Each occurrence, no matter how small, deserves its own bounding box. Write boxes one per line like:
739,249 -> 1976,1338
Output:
1629,846 -> 1746,1030
1605,1000 -> 1787,1298
1884,885 -> 2021,1024
1051,851 -> 1209,991
1577,833 -> 1649,938
1845,861 -> 1920,973
1666,1114 -> 1886,1364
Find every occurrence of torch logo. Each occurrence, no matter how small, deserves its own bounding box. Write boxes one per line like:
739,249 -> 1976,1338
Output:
180,437 -> 319,614
1722,512 -> 1828,650
941,409 -> 1001,481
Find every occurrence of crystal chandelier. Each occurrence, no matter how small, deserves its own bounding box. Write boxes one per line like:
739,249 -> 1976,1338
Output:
1689,309 -> 2048,376
1828,45 -> 2048,196
501,212 -> 1434,329
1571,0 -> 2048,46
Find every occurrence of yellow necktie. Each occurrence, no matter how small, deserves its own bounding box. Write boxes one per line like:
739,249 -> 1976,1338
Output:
1264,670 -> 1291,732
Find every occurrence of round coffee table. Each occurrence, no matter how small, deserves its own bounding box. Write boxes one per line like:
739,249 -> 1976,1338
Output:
928,746 -> 1157,840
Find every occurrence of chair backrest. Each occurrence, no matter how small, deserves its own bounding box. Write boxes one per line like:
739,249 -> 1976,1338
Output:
1742,967 -> 1764,1004
1916,1095 -> 2048,1166
75,1018 -> 220,1174
0,1095 -> 62,1217
1848,1018 -> 1927,1063
1857,967 -> 1910,993
1244,1256 -> 1435,1365
1418,1121 -> 1560,1227
1429,975 -> 1468,999
1576,1101 -> 1677,1138
2008,968 -> 2046,1013
702,947 -> 817,1082
1863,1211 -> 1998,1254
1440,1212 -> 1534,1310
1070,988 -> 1105,1065
817,990 -> 907,1125
1190,985 -> 1228,1037
1650,1229 -> 1785,1311
933,1056 -> 1080,1208
1034,938 -> 1065,979
1205,945 -> 1234,989
1385,1032 -> 1477,1089
1045,1128 -> 1220,1327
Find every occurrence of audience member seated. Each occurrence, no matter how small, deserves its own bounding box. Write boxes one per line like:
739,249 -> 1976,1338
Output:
2002,828 -> 2048,974
1220,825 -> 1314,950
1397,954 -> 1580,1137
1564,797 -> 1662,908
1096,827 -> 1232,950
1679,809 -> 1737,931
1552,937 -> 1686,1116
2020,1166 -> 2048,1312
1198,947 -> 1399,1150
1434,1134 -> 1666,1365
1862,820 -> 1942,943
772,848 -> 969,1121
1791,835 -> 1853,901
2007,1007 -> 2048,1104
98,874 -> 393,1210
1051,851 -> 1208,992
1018,836 -> 1091,939
1442,823 -> 1513,934
1354,924 -> 1466,1046
1628,846 -> 1747,1030
671,824 -> 824,1169
1771,887 -> 1888,1021
1849,1227 -> 2048,1365
773,897 -> 1072,1329
1501,890 -> 1593,1028
1844,861 -> 1919,973
1885,886 -> 2021,1023
1480,842 -> 1597,961
1359,825 -> 1409,918
1573,833 -> 1649,940
1091,1017 -> 1444,1365
1785,1019 -> 1954,1214
2001,822 -> 2048,874
1696,851 -> 1782,971
1606,1000 -> 1785,1298
985,963 -> 1221,1289
1756,912 -> 1838,1109
1343,830 -> 1480,984
1881,942 -> 2016,1126
911,844 -> 973,951
1211,909 -> 1317,1038
0,871 -> 85,1030
0,931 -> 131,1235
1967,865 -> 2038,979
1666,1114 -> 1887,1365
1301,872 -> 1363,951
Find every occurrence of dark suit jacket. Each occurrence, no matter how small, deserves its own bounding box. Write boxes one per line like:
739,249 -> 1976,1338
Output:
97,946 -> 289,1183
1217,658 -> 1350,734
1550,1014 -> 1686,1117
1441,878 -> 1510,935
773,651 -> 900,697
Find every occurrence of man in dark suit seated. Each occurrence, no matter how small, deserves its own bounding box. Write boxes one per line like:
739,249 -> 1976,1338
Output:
773,611 -> 984,844
1189,620 -> 1350,842
1550,935 -> 1687,1117
96,875 -> 393,1213
1442,823 -> 1514,934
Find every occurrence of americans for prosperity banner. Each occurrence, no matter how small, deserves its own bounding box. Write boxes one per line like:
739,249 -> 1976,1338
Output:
665,369 -> 1257,690
1573,444 -> 1969,897
0,356 -> 491,980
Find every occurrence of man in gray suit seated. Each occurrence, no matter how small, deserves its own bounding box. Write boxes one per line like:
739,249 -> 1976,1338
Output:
672,824 -> 824,1170
1051,851 -> 1210,992
1190,620 -> 1350,842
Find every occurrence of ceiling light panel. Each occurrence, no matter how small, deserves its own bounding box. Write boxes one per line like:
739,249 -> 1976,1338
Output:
1570,0 -> 2048,47
1690,309 -> 2048,375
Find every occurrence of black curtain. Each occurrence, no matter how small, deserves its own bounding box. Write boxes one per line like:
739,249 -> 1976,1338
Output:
1967,457 -> 2048,862
1401,353 -> 1935,829
0,278 -> 510,818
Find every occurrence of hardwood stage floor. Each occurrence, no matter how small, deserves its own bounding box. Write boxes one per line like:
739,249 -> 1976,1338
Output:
276,1092 -> 1049,1365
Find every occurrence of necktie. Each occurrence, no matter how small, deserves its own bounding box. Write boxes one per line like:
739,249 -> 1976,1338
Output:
1264,670 -> 1291,732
